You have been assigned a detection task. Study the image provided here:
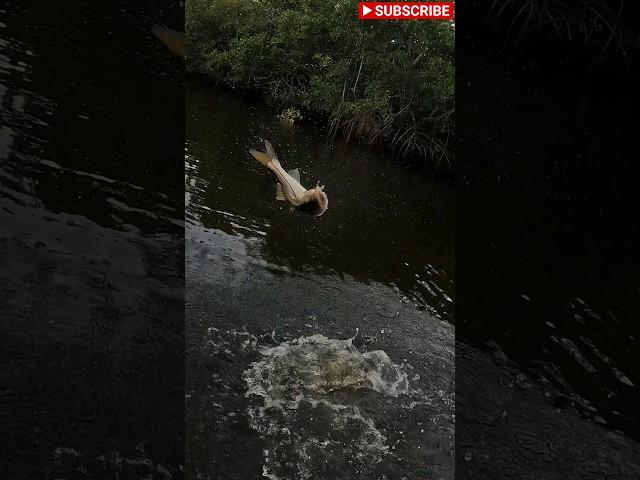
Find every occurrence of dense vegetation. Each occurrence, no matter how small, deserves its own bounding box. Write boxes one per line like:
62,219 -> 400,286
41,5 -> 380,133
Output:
186,0 -> 455,169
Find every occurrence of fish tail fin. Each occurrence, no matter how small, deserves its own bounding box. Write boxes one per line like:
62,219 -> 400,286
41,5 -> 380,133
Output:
249,149 -> 272,166
264,140 -> 278,160
249,140 -> 279,167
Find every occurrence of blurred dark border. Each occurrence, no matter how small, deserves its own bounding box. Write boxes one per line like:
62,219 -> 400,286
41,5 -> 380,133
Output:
456,0 -> 640,477
0,2 -> 185,478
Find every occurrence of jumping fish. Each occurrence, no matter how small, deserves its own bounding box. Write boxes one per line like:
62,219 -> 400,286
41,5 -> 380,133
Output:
152,24 -> 185,58
249,140 -> 328,217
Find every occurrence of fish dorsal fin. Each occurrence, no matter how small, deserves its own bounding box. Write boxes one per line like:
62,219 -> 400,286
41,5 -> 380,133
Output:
287,168 -> 300,182
275,183 -> 286,201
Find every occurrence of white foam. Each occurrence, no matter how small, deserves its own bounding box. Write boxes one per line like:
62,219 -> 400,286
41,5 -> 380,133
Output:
243,334 -> 409,478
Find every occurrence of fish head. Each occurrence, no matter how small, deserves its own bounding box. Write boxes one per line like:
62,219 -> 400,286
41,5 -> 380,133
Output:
297,186 -> 329,216
312,186 -> 329,216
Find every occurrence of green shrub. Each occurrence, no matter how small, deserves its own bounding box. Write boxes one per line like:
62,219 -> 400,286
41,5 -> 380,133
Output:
187,0 -> 455,168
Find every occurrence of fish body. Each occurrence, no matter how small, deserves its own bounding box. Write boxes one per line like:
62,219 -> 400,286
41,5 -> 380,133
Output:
249,140 -> 328,216
152,24 -> 185,58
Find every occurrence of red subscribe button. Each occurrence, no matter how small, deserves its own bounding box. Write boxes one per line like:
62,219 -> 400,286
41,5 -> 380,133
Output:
358,2 -> 454,20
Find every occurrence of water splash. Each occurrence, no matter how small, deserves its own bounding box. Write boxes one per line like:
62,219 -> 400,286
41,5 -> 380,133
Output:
244,334 -> 409,479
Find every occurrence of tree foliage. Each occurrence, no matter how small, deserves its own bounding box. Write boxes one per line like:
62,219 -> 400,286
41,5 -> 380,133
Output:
187,0 -> 455,168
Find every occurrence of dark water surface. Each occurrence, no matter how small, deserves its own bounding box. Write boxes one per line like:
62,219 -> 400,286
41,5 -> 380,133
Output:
458,49 -> 640,441
185,83 -> 455,479
1,2 -> 184,477
456,32 -> 640,478
186,83 -> 455,322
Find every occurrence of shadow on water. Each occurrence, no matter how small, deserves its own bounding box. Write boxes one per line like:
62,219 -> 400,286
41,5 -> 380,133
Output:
186,82 -> 455,322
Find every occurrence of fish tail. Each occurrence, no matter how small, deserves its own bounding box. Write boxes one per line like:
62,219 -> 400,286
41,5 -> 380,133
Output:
249,140 -> 279,167
249,149 -> 272,166
264,140 -> 277,160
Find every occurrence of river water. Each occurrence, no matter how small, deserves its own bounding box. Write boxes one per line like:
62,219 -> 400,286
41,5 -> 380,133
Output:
185,82 -> 456,479
1,2 -> 185,477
